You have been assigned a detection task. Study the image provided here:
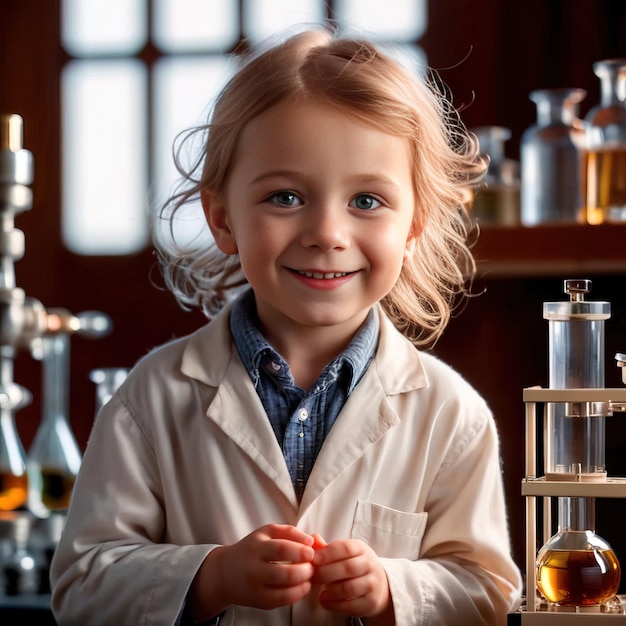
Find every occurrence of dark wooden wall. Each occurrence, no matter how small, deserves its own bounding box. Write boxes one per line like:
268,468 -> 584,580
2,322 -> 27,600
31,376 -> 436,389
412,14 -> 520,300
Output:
2,0 -> 626,587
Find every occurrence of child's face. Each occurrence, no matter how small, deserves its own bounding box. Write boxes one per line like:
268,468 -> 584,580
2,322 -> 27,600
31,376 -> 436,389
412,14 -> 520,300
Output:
206,98 -> 417,342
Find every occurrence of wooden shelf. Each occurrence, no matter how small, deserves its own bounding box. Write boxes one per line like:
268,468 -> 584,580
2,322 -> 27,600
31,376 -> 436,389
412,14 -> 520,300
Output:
472,223 -> 626,278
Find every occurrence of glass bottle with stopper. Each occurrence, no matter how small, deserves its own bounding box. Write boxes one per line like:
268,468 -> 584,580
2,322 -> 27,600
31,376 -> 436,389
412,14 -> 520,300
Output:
470,126 -> 520,226
584,58 -> 626,224
521,88 -> 587,225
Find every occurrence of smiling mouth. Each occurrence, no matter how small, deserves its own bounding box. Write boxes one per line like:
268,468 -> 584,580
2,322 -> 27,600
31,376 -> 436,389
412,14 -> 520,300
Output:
295,270 -> 351,279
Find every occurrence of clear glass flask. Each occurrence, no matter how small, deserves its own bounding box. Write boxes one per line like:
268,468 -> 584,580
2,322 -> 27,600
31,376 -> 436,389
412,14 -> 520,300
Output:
470,126 -> 520,226
584,58 -> 626,224
27,335 -> 82,518
537,497 -> 620,608
521,88 -> 587,225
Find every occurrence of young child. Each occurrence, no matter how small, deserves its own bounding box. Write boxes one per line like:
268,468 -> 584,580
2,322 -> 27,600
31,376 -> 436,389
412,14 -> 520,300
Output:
50,28 -> 522,625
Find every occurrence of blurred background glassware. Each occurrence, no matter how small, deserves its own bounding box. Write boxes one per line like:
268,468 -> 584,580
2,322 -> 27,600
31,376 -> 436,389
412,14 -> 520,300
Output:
520,88 -> 587,225
584,58 -> 626,224
470,126 -> 520,226
0,355 -> 30,512
0,511 -> 37,596
26,334 -> 81,519
90,367 -> 129,417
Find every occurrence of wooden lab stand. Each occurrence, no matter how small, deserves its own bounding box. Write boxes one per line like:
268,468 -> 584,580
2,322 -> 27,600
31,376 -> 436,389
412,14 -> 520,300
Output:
510,387 -> 626,624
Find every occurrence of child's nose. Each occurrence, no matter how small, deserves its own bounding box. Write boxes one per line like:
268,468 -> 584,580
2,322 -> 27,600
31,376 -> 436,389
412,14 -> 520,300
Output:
300,205 -> 350,251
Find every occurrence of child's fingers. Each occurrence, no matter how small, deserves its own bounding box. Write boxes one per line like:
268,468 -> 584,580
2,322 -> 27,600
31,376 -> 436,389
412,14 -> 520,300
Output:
266,523 -> 315,546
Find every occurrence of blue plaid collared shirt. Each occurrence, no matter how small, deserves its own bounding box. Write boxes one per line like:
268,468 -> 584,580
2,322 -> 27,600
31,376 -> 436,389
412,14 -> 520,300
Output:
230,289 -> 378,501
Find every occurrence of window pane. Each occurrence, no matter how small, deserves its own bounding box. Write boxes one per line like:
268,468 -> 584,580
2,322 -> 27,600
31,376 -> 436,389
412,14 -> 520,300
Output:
62,60 -> 148,255
335,0 -> 427,40
380,43 -> 427,76
152,56 -> 236,248
243,0 -> 325,42
153,0 -> 238,52
62,0 -> 147,56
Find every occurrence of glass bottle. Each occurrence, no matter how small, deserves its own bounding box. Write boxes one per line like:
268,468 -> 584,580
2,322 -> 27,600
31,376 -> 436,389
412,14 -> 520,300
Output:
27,334 -> 82,518
470,126 -> 520,226
584,58 -> 626,224
0,348 -> 30,512
537,497 -> 620,608
520,88 -> 587,225
89,367 -> 129,416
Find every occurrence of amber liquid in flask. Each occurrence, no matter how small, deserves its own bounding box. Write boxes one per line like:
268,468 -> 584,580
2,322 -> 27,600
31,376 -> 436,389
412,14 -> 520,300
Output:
537,543 -> 620,606
40,467 -> 76,510
0,471 -> 28,510
536,497 -> 621,609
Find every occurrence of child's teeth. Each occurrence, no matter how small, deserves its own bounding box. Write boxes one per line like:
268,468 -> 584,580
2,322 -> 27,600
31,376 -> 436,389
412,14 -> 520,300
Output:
300,271 -> 347,279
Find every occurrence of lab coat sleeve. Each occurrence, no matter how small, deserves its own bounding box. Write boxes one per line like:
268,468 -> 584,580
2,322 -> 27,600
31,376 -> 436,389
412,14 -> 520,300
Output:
383,406 -> 522,625
49,393 -> 213,626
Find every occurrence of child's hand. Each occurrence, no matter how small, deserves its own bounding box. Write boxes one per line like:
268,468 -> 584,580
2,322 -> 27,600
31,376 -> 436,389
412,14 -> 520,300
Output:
189,524 -> 315,619
312,538 -> 392,620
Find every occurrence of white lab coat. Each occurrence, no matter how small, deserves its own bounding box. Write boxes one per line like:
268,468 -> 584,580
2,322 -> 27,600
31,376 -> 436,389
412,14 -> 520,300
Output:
50,303 -> 522,625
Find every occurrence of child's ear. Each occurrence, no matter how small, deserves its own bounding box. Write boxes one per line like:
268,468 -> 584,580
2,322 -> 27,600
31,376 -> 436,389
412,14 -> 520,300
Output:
404,223 -> 420,261
201,189 -> 238,255
404,236 -> 416,261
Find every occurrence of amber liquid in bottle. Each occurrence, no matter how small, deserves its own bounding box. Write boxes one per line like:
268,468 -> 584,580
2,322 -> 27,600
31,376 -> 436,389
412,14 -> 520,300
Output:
0,471 -> 28,510
585,147 -> 626,224
537,548 -> 621,606
40,467 -> 76,510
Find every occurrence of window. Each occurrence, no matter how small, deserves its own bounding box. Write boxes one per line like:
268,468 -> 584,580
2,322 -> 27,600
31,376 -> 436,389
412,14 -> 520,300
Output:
61,0 -> 427,255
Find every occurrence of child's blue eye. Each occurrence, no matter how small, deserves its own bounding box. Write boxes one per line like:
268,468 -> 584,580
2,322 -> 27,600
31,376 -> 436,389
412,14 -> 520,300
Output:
268,191 -> 302,207
350,194 -> 382,210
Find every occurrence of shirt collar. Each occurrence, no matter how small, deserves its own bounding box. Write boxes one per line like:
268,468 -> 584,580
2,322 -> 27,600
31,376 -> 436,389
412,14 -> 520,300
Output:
230,289 -> 378,391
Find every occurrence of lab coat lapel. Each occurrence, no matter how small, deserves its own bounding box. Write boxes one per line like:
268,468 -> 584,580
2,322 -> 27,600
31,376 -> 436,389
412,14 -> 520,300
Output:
181,304 -> 298,507
206,357 -> 298,506
299,308 -> 427,509
300,363 -> 400,509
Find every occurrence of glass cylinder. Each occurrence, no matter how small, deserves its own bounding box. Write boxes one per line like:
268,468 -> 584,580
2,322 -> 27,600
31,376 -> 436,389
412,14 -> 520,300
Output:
543,279 -> 610,479
537,497 -> 620,608
27,335 -> 82,518
521,88 -> 587,225
470,126 -> 520,226
584,58 -> 626,224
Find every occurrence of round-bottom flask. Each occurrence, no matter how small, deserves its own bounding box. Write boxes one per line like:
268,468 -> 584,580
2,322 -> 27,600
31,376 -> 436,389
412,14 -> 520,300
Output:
536,498 -> 620,608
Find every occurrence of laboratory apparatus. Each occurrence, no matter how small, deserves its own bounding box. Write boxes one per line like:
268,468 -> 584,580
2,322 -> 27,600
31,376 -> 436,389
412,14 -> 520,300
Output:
518,279 -> 626,624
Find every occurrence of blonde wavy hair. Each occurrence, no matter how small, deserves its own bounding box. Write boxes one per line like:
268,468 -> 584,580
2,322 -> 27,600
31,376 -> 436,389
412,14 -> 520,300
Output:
153,27 -> 485,348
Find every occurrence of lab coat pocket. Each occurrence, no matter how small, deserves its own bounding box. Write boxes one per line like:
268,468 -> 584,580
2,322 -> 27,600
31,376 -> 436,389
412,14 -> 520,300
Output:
350,500 -> 427,559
